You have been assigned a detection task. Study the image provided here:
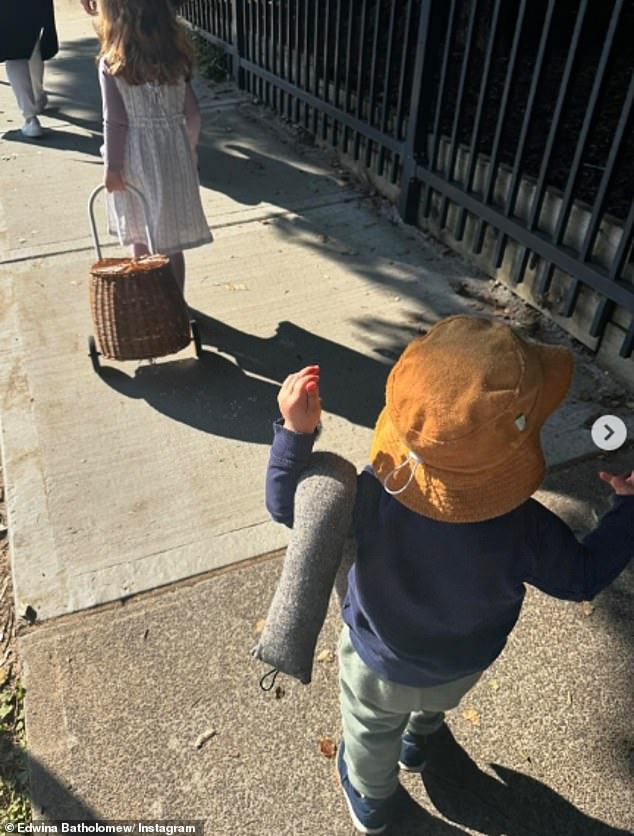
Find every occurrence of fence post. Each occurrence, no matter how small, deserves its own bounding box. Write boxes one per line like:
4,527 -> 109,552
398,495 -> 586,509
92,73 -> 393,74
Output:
398,0 -> 436,224
230,0 -> 245,87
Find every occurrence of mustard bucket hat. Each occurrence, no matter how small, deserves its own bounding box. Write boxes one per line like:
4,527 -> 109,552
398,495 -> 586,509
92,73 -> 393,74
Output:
370,315 -> 574,523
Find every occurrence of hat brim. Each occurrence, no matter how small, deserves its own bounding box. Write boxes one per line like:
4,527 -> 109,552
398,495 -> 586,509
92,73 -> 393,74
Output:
370,342 -> 573,523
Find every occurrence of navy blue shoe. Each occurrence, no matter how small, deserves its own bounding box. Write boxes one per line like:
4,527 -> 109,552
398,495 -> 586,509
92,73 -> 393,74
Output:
337,741 -> 393,834
398,730 -> 429,772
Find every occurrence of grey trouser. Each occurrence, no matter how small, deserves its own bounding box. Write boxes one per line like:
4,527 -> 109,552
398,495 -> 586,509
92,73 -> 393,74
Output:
5,38 -> 44,120
338,626 -> 482,799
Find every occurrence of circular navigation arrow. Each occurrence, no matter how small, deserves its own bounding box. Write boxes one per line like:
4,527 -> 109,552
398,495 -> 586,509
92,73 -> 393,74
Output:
591,415 -> 627,451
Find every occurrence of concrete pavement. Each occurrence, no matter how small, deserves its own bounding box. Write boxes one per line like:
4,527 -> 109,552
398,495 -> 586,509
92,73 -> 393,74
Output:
1,2 -> 633,833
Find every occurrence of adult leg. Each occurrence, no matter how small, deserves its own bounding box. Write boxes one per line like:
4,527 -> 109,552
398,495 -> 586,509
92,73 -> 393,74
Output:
5,59 -> 38,119
6,39 -> 45,117
29,41 -> 47,113
6,39 -> 45,137
132,243 -> 150,258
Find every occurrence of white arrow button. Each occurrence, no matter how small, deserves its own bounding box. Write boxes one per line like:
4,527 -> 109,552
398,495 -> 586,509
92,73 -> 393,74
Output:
591,415 -> 627,451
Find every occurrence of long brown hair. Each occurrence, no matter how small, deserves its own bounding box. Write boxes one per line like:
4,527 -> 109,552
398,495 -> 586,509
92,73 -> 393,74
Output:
97,0 -> 195,85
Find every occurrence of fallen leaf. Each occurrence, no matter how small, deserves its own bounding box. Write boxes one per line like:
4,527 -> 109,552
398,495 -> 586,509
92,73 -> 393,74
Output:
319,737 -> 337,758
194,729 -> 217,749
274,685 -> 285,700
462,708 -> 481,727
315,649 -> 335,664
254,618 -> 266,634
488,678 -> 500,691
580,601 -> 594,616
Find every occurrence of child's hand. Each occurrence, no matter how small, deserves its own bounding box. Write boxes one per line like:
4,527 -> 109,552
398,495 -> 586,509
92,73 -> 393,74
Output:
599,470 -> 634,496
278,366 -> 321,434
104,170 -> 126,192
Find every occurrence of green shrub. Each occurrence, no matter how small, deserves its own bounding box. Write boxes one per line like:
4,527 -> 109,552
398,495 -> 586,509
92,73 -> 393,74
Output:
190,31 -> 231,83
0,680 -> 31,824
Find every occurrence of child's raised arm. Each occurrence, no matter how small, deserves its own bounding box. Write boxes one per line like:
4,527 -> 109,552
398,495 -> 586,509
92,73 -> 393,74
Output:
265,366 -> 321,527
277,365 -> 321,434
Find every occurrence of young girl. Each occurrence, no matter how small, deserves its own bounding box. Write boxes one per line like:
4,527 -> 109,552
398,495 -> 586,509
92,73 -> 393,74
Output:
96,0 -> 212,295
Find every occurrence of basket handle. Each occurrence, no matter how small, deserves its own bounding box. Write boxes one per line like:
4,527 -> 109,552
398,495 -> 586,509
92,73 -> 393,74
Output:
87,183 -> 155,261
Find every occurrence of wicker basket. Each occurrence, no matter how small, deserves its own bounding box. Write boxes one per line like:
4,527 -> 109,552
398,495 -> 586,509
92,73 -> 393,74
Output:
89,255 -> 191,360
87,184 -> 190,361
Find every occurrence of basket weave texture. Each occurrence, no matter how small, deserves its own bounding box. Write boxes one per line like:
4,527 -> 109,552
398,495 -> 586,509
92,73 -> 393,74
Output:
90,255 -> 190,360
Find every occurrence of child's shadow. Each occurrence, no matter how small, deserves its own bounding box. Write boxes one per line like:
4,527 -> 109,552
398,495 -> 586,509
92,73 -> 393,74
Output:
417,725 -> 631,836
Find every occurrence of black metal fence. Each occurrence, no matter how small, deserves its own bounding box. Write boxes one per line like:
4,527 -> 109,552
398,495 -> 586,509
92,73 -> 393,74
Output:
180,0 -> 634,359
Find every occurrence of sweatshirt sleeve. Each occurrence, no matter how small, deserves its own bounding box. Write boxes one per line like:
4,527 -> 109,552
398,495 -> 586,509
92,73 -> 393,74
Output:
265,420 -> 317,528
526,495 -> 634,601
99,58 -> 128,174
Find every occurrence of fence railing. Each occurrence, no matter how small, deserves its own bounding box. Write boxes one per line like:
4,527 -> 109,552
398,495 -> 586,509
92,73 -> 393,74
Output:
180,0 -> 634,360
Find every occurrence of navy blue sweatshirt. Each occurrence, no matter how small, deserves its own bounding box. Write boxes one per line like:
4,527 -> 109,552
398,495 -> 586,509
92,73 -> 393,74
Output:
266,421 -> 634,687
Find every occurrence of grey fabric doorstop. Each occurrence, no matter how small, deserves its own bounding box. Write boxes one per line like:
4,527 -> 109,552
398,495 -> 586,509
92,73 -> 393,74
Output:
253,451 -> 357,684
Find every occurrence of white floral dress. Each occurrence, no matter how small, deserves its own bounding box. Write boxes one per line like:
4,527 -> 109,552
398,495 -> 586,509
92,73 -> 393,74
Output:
99,58 -> 212,255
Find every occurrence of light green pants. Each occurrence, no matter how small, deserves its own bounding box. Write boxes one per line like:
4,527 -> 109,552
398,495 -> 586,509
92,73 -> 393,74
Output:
338,626 -> 482,799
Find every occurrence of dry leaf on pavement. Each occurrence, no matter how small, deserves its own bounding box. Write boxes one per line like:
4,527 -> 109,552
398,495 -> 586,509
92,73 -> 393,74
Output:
316,649 -> 335,664
462,708 -> 481,727
319,737 -> 337,758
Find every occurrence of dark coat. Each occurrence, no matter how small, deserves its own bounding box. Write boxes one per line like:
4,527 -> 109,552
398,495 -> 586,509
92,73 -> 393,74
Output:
0,0 -> 58,63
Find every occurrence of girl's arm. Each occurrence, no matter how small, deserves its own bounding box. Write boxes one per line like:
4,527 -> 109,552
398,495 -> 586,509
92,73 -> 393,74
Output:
99,58 -> 128,191
184,82 -> 201,154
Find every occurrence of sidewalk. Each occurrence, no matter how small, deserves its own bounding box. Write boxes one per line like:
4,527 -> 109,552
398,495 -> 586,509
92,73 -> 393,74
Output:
1,2 -> 633,834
